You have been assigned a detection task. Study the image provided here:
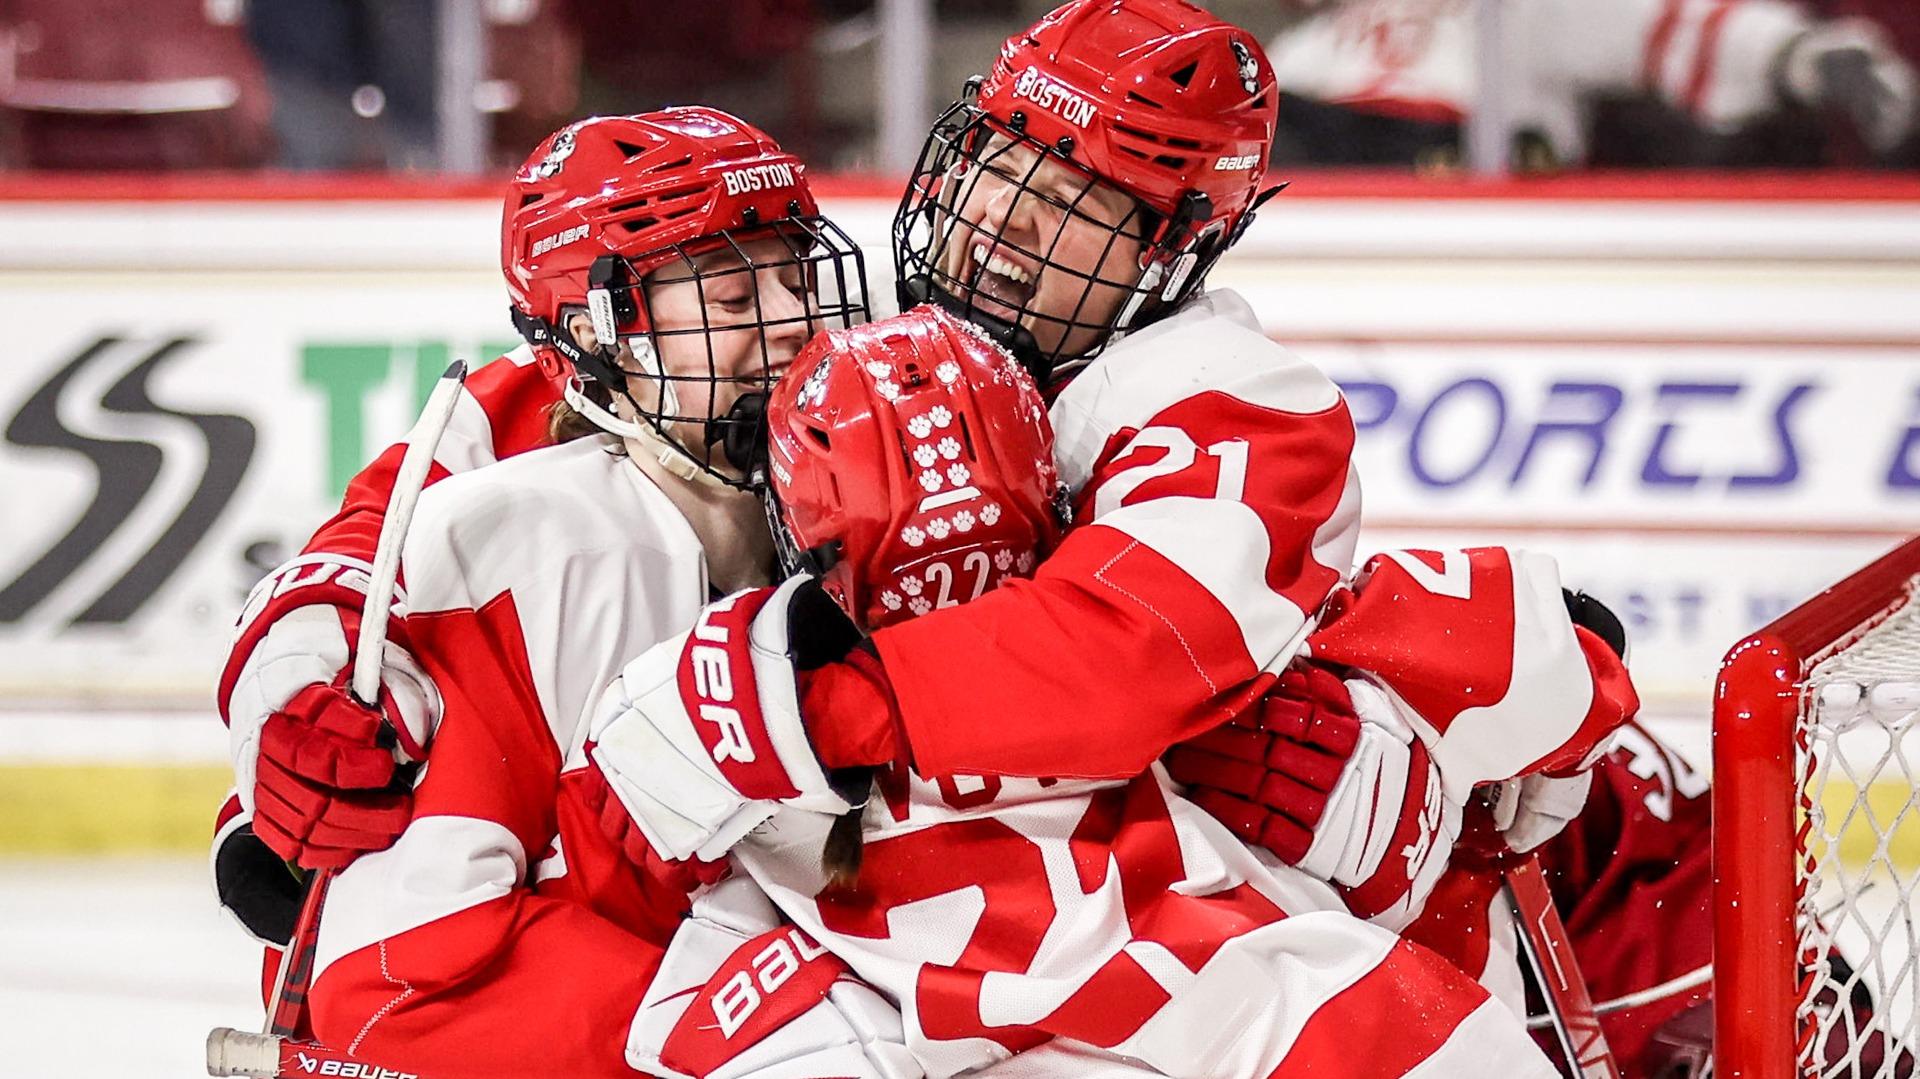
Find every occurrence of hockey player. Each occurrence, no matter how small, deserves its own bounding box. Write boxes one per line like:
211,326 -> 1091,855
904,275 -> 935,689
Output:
219,2 -> 1631,1047
583,0 -> 1633,963
208,109 -> 869,938
1171,646 -> 1719,1074
601,304 -> 1562,1077
294,108 -> 915,1079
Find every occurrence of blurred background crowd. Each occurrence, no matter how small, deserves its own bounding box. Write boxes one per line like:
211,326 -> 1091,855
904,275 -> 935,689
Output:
1,0 -> 1916,177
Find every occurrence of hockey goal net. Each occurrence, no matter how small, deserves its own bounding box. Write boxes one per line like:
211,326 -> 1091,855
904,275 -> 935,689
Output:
1716,535 -> 1920,1078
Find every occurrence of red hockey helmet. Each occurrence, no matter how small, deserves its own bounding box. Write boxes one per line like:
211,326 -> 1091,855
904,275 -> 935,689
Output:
765,305 -> 1067,631
894,0 -> 1282,381
502,108 -> 870,485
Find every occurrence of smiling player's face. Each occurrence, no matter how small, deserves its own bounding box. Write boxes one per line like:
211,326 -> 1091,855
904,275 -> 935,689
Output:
933,135 -> 1149,357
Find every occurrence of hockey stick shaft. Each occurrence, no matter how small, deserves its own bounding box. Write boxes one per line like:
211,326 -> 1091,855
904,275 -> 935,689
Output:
352,361 -> 469,706
226,362 -> 468,1071
1506,853 -> 1621,1079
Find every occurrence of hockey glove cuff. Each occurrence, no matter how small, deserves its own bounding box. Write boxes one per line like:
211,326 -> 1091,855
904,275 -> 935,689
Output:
627,877 -> 916,1079
589,577 -> 863,864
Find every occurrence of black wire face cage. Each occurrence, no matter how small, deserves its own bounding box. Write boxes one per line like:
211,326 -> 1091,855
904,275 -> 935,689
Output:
892,95 -> 1216,384
578,215 -> 869,488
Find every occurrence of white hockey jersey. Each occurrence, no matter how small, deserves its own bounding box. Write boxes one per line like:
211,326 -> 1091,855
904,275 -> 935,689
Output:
731,296 -> 1554,1079
735,766 -> 1554,1079
306,436 -> 729,1079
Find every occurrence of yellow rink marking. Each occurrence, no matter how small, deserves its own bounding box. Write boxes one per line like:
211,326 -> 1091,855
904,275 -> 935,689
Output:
1819,778 -> 1920,871
1,762 -> 1916,867
0,764 -> 231,854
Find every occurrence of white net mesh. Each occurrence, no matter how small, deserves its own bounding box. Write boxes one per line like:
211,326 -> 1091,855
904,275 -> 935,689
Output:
1797,588 -> 1920,1077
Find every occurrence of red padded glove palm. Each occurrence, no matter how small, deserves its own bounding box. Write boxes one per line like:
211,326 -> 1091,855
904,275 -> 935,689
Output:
1164,664 -> 1362,864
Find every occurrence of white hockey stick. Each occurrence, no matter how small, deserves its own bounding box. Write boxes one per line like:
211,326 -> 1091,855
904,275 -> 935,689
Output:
209,360 -> 468,1076
352,360 -> 468,707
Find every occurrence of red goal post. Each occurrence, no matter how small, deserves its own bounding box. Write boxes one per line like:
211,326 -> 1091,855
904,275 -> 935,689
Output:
1714,534 -> 1920,1077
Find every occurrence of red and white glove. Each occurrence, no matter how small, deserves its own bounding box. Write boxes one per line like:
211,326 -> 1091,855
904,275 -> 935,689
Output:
628,876 -> 918,1079
1167,665 -> 1460,928
220,555 -> 439,870
588,577 -> 864,865
1166,665 -> 1362,864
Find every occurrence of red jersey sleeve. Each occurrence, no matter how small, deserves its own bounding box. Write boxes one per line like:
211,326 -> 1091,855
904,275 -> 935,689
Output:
870,295 -> 1361,780
307,592 -> 684,1079
216,349 -> 565,724
303,347 -> 566,566
1307,547 -> 1641,797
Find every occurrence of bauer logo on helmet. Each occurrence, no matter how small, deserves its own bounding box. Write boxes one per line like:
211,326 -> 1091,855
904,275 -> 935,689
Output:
530,223 -> 590,258
1010,66 -> 1097,128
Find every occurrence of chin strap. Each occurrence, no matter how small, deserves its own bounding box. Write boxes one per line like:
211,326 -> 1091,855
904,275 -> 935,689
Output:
562,377 -> 735,491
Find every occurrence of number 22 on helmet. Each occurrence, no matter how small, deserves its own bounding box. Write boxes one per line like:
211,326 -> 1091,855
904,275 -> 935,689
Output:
765,304 -> 1070,632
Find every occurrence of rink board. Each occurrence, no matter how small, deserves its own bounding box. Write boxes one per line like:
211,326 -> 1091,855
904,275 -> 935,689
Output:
0,179 -> 1917,850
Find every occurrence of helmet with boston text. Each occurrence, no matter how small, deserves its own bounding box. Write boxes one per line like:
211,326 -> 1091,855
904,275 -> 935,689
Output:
765,304 -> 1068,632
503,108 -> 870,487
892,0 -> 1282,383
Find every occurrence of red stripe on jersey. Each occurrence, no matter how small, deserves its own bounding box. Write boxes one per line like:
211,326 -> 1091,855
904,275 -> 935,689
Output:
1082,390 -> 1354,620
1040,949 -> 1171,1048
1522,625 -> 1641,777
1268,939 -> 1491,1079
311,893 -> 669,1079
1310,549 -> 1523,738
474,353 -> 569,460
215,792 -> 244,834
1642,0 -> 1686,89
407,593 -> 561,857
1307,547 -> 1635,785
1401,859 -> 1508,985
308,442 -> 412,567
1685,0 -> 1739,115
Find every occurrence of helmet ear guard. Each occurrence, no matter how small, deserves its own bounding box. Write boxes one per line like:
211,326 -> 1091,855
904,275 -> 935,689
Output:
586,254 -> 639,351
1121,181 -> 1289,328
1116,190 -> 1216,331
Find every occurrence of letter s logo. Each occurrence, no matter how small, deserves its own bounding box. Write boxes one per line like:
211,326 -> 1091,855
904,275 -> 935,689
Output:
0,336 -> 255,624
